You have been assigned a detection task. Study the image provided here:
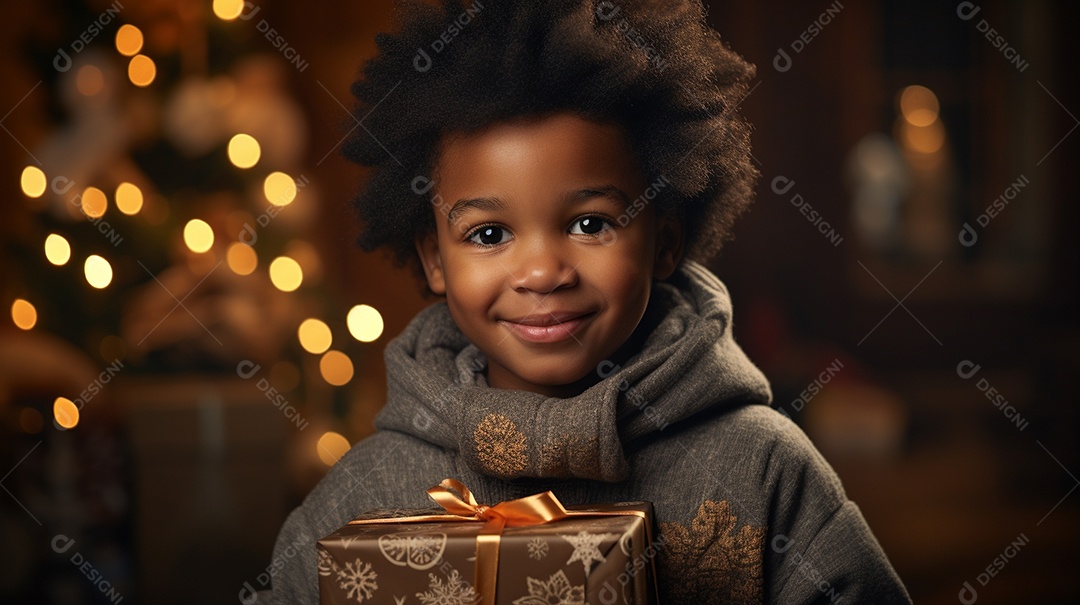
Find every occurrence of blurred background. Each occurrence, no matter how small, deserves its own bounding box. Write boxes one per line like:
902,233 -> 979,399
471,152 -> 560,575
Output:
0,0 -> 1076,603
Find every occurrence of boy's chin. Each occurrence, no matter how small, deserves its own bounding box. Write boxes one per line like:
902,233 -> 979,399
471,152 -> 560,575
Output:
494,364 -> 601,397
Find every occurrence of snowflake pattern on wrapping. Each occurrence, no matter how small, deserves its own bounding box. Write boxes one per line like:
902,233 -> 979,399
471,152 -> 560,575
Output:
526,537 -> 549,560
416,569 -> 477,605
512,570 -> 586,605
337,559 -> 379,603
559,530 -> 618,574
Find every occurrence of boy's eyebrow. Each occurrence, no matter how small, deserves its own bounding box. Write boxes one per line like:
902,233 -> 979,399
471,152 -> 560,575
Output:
446,185 -> 630,227
570,185 -> 631,208
447,196 -> 507,227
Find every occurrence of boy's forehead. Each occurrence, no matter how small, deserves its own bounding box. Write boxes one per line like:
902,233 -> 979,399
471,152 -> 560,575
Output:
433,113 -> 646,196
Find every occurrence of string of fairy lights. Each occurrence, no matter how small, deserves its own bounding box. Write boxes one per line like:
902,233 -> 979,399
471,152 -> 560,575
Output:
9,2 -> 384,466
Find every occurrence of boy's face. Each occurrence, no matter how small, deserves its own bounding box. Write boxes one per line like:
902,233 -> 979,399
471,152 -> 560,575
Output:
415,113 -> 682,397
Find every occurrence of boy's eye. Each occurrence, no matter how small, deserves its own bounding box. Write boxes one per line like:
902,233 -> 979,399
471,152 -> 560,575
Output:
467,225 -> 510,247
569,216 -> 613,236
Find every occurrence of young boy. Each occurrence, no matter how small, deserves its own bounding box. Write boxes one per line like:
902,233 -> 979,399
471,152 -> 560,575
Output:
256,0 -> 910,602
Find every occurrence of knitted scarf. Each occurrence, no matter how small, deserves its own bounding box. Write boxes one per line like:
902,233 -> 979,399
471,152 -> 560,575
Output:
374,259 -> 772,482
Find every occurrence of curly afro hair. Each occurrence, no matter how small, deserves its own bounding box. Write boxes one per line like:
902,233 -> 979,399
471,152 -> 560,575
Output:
344,0 -> 757,293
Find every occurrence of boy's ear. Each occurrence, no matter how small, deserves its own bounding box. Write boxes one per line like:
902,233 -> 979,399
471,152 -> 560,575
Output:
652,213 -> 684,281
414,231 -> 447,295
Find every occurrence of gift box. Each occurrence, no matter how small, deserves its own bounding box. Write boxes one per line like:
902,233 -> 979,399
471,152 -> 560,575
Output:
317,479 -> 659,604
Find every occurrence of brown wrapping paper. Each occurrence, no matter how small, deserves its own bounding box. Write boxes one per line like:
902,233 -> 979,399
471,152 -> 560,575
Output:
317,491 -> 659,604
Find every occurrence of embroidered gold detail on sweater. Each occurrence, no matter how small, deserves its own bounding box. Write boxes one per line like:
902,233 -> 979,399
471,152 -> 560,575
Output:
657,500 -> 765,604
540,435 -> 600,476
473,413 -> 528,476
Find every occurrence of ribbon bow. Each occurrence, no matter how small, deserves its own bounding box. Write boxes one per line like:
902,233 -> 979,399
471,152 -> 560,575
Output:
427,478 -> 576,601
427,478 -> 572,528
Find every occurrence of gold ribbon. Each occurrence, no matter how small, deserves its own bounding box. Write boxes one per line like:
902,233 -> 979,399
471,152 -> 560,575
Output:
348,478 -> 657,604
427,478 -> 583,601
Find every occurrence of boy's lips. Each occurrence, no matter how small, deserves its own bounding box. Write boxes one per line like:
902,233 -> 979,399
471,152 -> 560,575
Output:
501,311 -> 593,326
497,311 -> 595,343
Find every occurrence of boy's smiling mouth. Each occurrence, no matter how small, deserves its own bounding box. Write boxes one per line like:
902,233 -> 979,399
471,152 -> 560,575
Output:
497,311 -> 596,344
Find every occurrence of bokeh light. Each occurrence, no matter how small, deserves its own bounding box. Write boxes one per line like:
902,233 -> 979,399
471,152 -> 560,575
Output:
84,255 -> 113,289
53,397 -> 79,429
76,65 -> 105,97
264,172 -> 297,206
115,24 -> 144,56
81,186 -> 108,218
226,242 -> 258,275
227,133 -> 261,169
319,350 -> 354,386
298,318 -> 333,354
115,182 -> 144,215
900,120 -> 946,155
20,166 -> 47,198
347,304 -> 384,342
899,85 -> 940,128
45,233 -> 72,266
183,219 -> 215,253
316,431 -> 350,466
213,0 -> 245,21
128,54 -> 156,87
11,299 -> 37,330
269,256 -> 303,292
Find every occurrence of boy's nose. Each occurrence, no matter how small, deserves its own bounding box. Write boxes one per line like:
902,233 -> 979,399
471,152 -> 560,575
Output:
509,240 -> 578,294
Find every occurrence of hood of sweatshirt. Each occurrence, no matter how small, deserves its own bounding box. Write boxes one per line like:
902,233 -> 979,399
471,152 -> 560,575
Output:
374,259 -> 772,483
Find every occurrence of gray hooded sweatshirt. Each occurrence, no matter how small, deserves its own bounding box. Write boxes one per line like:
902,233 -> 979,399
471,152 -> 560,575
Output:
253,260 -> 911,604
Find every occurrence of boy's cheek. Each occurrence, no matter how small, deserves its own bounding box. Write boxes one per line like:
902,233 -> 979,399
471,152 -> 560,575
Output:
442,261 -> 503,321
444,255 -> 504,292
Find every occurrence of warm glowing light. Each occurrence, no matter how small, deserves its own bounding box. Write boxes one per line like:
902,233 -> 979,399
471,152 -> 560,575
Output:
19,407 -> 44,434
901,120 -> 946,154
84,255 -> 113,289
54,397 -> 79,429
213,0 -> 245,21
21,166 -> 47,198
183,219 -> 215,253
226,242 -> 258,275
11,299 -> 37,330
115,24 -> 144,56
80,186 -> 108,218
227,133 -> 261,169
264,172 -> 297,206
76,65 -> 105,96
347,304 -> 384,342
899,85 -> 940,128
319,350 -> 354,386
298,318 -> 332,354
115,182 -> 144,215
316,431 -> 351,466
128,54 -> 156,87
269,256 -> 303,292
45,234 -> 72,266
